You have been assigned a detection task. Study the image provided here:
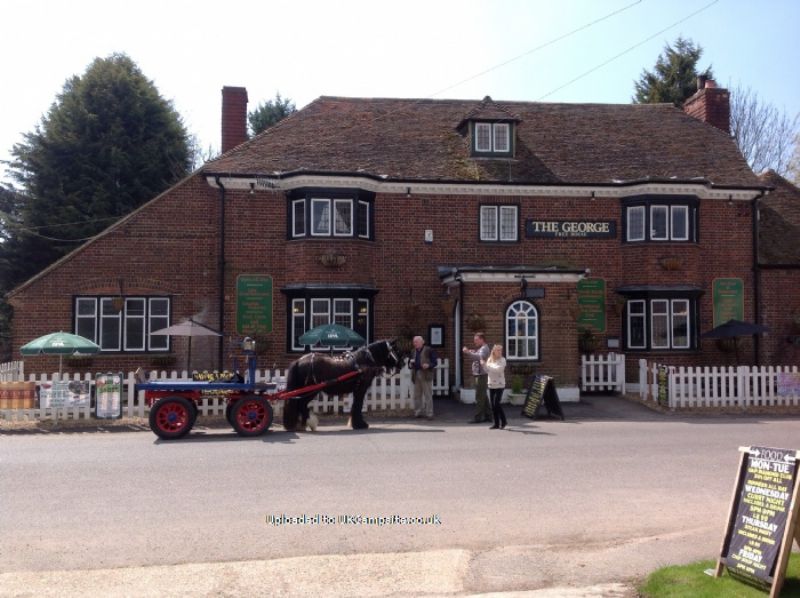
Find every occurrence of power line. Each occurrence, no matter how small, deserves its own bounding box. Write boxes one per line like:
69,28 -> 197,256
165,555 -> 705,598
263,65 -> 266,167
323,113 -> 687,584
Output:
428,0 -> 644,99
317,0 -> 646,130
0,212 -> 112,243
536,0 -> 720,101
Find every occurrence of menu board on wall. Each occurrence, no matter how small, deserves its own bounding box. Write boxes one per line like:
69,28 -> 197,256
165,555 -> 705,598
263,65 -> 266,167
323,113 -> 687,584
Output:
577,279 -> 606,333
236,274 -> 273,334
713,278 -> 744,327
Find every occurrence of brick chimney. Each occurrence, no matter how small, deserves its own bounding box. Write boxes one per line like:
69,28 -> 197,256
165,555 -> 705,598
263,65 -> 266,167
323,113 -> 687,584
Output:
683,77 -> 730,134
221,86 -> 249,153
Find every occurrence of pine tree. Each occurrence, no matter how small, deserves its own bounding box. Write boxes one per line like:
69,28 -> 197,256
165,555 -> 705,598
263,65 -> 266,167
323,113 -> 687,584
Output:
7,53 -> 192,279
633,37 -> 713,107
248,92 -> 296,136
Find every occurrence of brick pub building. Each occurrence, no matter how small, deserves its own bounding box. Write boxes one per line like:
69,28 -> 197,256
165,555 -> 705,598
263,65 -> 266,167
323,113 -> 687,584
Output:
10,80 -> 794,397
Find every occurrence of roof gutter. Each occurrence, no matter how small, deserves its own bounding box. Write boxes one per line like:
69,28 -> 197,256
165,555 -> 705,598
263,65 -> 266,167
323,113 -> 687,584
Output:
204,172 -> 770,201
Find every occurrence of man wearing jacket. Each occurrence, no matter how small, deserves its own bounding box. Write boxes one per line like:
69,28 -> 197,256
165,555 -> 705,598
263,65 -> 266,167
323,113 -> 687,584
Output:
410,335 -> 436,419
463,332 -> 492,423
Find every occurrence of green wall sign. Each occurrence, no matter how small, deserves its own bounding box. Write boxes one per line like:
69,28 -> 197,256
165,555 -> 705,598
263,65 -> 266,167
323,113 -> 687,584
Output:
577,278 -> 606,333
713,278 -> 744,327
236,275 -> 273,334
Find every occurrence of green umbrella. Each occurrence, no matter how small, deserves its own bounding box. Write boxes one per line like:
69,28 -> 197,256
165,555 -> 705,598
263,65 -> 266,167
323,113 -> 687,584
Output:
20,331 -> 101,374
298,323 -> 365,348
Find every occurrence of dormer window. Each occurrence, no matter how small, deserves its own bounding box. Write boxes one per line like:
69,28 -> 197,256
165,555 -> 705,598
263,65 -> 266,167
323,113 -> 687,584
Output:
472,121 -> 512,156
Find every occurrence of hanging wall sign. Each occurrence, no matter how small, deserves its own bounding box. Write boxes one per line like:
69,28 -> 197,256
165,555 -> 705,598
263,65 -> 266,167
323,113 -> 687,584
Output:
713,278 -> 744,327
236,274 -> 273,334
577,279 -> 606,332
525,219 -> 616,239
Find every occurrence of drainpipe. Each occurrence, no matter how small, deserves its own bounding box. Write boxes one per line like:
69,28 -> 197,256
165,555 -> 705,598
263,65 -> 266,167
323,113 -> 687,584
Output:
752,190 -> 765,365
215,176 -> 227,370
457,275 -> 464,388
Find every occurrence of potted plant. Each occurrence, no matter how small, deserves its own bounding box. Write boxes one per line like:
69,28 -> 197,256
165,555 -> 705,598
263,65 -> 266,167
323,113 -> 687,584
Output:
65,355 -> 94,368
150,354 -> 177,368
578,327 -> 599,354
465,313 -> 486,332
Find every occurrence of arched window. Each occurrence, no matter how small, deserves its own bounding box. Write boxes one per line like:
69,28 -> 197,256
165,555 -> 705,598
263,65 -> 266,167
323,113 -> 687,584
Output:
506,300 -> 539,360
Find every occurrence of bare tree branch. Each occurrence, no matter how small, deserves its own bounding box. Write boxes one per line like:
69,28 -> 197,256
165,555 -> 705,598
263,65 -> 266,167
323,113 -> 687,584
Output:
730,84 -> 799,176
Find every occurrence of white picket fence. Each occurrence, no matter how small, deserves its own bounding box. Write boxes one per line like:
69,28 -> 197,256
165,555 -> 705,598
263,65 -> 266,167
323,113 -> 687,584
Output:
0,359 -> 450,422
638,359 -> 800,409
581,353 -> 626,393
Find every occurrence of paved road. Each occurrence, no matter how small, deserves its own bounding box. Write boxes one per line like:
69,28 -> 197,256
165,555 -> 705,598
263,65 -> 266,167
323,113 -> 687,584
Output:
1,396 -> 798,596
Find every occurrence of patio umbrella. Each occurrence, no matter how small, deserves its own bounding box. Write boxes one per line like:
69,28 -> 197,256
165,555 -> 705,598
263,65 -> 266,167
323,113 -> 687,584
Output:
701,319 -> 770,363
298,323 -> 365,349
150,318 -> 222,371
20,331 -> 101,374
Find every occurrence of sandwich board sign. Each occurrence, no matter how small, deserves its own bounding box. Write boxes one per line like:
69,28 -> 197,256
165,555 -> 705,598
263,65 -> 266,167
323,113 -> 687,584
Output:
715,446 -> 800,597
521,375 -> 564,420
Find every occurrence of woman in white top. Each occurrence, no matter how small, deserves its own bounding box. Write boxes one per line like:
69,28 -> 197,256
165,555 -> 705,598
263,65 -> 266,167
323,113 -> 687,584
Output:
482,344 -> 507,429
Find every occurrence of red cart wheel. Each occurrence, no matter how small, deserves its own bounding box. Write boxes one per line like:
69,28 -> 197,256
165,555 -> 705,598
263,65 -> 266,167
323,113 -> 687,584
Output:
149,396 -> 195,440
231,396 -> 273,437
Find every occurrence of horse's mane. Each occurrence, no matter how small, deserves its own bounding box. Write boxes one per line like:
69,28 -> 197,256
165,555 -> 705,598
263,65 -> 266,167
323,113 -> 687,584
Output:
297,340 -> 398,376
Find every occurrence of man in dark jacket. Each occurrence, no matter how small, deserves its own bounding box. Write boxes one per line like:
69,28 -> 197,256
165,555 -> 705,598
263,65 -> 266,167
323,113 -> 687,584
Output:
410,335 -> 436,419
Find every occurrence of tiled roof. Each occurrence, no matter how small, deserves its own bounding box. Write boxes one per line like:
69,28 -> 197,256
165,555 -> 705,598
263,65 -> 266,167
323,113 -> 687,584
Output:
204,96 -> 760,187
758,170 -> 800,264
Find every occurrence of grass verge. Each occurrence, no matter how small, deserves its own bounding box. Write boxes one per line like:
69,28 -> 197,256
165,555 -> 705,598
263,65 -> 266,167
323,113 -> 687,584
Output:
639,555 -> 800,597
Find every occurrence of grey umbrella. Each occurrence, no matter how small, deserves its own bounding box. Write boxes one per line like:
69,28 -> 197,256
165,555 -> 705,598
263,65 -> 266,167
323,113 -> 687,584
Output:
701,319 -> 770,364
150,318 -> 221,371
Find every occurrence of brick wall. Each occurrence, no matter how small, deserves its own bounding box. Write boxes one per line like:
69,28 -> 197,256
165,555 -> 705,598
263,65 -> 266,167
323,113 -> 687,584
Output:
9,177 -> 762,381
759,269 -> 800,365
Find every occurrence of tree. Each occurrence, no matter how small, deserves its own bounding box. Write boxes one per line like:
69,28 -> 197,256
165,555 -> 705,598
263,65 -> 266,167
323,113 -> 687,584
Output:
730,85 -> 800,177
248,92 -> 296,136
789,139 -> 800,185
633,37 -> 713,106
6,53 -> 192,280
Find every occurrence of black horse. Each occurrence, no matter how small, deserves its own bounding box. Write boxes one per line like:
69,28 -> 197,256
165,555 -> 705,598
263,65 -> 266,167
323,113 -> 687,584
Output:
282,339 -> 403,431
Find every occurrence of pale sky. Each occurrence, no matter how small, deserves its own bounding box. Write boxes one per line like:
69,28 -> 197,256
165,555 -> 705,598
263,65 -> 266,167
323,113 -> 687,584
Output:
2,0 -> 798,183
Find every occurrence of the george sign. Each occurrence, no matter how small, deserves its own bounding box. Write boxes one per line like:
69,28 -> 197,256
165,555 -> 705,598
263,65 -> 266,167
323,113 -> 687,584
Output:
716,446 -> 800,597
713,278 -> 744,327
577,279 -> 606,332
521,375 -> 565,420
236,274 -> 273,334
39,380 -> 90,409
525,219 -> 616,239
95,373 -> 123,419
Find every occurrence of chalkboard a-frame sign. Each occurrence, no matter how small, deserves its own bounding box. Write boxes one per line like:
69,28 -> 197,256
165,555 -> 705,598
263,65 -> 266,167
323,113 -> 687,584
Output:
521,375 -> 565,420
715,446 -> 800,597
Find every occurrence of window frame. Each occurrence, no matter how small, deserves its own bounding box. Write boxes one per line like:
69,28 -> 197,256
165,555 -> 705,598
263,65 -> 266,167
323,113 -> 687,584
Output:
622,294 -> 698,351
480,203 -> 518,242
310,198 -> 331,236
284,290 -> 376,352
471,121 -> 514,157
287,189 -> 375,241
73,296 -> 171,353
623,195 -> 699,243
505,300 -> 539,361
